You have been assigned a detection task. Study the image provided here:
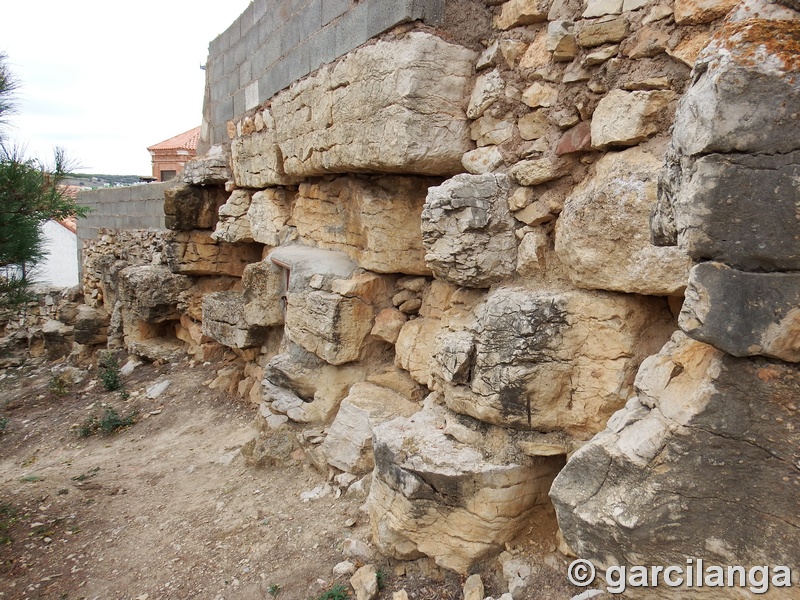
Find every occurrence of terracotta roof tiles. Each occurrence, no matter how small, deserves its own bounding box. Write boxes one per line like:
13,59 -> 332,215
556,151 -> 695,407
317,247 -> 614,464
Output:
147,126 -> 201,152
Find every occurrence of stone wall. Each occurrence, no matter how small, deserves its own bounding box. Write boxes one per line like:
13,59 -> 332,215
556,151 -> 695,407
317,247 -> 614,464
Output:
81,0 -> 800,594
200,0 -> 456,151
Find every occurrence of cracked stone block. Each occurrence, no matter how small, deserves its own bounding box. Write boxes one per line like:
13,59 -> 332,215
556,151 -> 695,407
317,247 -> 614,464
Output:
439,287 -> 675,438
180,144 -> 231,185
321,382 -> 421,475
117,265 -> 192,322
201,291 -> 269,349
368,407 -> 564,574
550,332 -> 800,580
272,32 -> 476,178
293,176 -> 433,275
212,190 -> 254,243
422,174 -> 518,288
680,262 -> 800,362
164,183 -> 228,230
164,231 -> 262,277
231,127 -> 300,188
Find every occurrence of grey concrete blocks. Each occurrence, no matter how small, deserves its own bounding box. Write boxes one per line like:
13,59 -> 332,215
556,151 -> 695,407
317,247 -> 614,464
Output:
322,0 -> 350,24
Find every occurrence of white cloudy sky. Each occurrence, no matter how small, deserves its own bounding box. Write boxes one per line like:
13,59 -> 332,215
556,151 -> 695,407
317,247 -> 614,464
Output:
1,1 -> 251,175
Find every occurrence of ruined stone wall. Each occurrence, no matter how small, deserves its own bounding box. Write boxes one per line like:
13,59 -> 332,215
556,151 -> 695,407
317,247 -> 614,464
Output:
84,0 -> 800,594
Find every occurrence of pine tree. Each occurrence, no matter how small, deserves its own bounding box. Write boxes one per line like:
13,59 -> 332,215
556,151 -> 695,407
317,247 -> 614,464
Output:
0,53 -> 88,321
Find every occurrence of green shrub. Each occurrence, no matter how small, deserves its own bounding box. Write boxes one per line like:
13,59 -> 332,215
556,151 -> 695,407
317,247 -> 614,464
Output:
97,353 -> 122,391
313,584 -> 350,600
78,406 -> 137,437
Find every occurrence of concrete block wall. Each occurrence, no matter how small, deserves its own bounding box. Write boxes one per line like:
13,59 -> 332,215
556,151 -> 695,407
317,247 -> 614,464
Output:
76,182 -> 171,244
199,0 -> 446,152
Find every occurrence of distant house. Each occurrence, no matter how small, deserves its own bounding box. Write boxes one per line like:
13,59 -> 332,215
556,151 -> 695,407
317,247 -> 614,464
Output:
147,126 -> 201,182
33,184 -> 81,288
36,217 -> 79,287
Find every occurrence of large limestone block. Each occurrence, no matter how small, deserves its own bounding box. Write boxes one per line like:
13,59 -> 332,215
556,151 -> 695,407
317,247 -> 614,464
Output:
201,291 -> 268,349
368,408 -> 564,573
440,287 -> 675,438
285,289 -> 374,366
672,20 -> 800,156
231,128 -> 299,188
421,174 -> 518,288
681,262 -> 800,362
591,90 -> 676,148
241,260 -> 285,328
555,145 -> 691,295
164,231 -> 262,277
550,333 -> 800,591
117,265 -> 192,322
668,151 -> 800,271
247,188 -> 295,246
212,190 -> 254,243
394,318 -> 442,388
321,382 -> 421,474
164,183 -> 228,230
73,305 -> 110,345
293,177 -> 432,275
176,276 -> 240,321
180,144 -> 231,185
271,32 -> 476,177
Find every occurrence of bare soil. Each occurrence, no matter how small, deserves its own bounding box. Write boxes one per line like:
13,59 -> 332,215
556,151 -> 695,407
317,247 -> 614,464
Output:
0,346 -> 587,600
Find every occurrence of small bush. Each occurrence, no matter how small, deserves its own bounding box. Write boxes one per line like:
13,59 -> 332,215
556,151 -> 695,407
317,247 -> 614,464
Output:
78,406 -> 137,437
313,584 -> 350,600
0,416 -> 7,433
48,371 -> 73,396
0,502 -> 17,545
97,353 -> 122,391
268,583 -> 282,597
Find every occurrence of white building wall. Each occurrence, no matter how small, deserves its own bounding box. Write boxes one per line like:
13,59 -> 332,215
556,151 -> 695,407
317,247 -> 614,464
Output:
36,220 -> 79,288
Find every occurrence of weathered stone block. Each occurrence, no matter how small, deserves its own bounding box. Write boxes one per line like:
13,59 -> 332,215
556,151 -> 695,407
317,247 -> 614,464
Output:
591,90 -> 676,148
292,176 -> 433,275
669,151 -> 800,271
73,305 -> 110,345
466,69 -> 504,119
231,128 -> 300,188
440,287 -> 675,437
285,289 -> 374,366
271,32 -> 476,177
118,265 -> 192,322
247,188 -> 295,246
165,231 -> 262,277
671,20 -> 800,156
241,260 -> 285,328
163,183 -> 228,230
509,157 -> 573,186
202,291 -> 269,349
494,0 -> 550,29
421,174 -> 518,288
575,16 -> 629,47
368,408 -> 564,573
212,190 -> 254,243
555,145 -> 691,295
551,333 -> 800,581
321,382 -> 420,474
680,262 -> 800,362
180,144 -> 231,185
674,0 -> 739,23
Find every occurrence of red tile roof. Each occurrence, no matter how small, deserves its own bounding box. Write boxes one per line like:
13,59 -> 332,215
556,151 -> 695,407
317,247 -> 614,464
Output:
57,217 -> 77,234
147,126 -> 201,152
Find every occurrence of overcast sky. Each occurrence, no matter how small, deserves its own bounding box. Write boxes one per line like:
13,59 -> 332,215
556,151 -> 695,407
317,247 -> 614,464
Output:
1,1 -> 251,176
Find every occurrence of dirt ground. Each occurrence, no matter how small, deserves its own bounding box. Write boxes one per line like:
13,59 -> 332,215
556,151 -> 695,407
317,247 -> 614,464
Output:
0,345 -> 589,600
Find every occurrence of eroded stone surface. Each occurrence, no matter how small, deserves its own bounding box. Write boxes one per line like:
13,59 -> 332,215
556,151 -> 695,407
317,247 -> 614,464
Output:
551,333 -> 800,584
439,287 -> 675,438
212,190 -> 254,243
555,145 -> 691,295
421,174 -> 518,288
165,231 -> 262,277
164,183 -> 228,231
293,177 -> 433,275
680,262 -> 800,362
591,90 -> 676,148
369,407 -> 564,573
117,266 -> 192,322
271,32 -> 476,178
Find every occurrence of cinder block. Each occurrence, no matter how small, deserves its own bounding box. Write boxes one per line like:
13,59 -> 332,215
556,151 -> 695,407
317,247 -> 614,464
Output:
213,97 -> 234,126
322,0 -> 350,24
252,0 -> 268,25
239,60 -> 252,87
224,71 -> 240,97
258,66 -> 280,103
251,44 -> 276,80
334,2 -> 369,57
240,3 -> 255,35
301,0 -> 324,38
233,89 -> 246,118
367,0 -> 415,38
307,25 -> 337,72
280,13 -> 304,55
